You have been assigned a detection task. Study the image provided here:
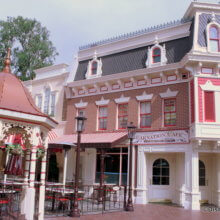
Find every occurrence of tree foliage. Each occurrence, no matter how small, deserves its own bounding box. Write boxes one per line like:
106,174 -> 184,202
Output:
0,16 -> 58,80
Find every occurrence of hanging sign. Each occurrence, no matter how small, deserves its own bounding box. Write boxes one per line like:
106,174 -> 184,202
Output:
133,130 -> 189,145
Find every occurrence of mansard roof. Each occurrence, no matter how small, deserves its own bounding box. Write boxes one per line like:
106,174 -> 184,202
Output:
75,35 -> 193,81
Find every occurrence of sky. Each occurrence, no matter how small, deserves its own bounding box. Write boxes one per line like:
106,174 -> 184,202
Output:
0,0 -> 218,68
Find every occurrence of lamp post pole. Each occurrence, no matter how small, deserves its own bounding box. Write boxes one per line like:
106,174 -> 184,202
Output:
126,122 -> 136,212
70,114 -> 86,217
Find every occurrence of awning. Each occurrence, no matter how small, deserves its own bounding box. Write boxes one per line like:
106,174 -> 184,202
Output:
49,132 -> 128,148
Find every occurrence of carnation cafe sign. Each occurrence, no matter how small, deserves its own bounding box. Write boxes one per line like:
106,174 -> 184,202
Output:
133,130 -> 189,145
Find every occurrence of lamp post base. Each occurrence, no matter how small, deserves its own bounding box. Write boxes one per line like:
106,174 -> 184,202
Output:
69,208 -> 80,217
125,203 -> 134,212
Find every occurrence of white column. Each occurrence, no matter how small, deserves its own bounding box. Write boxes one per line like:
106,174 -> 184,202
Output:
184,144 -> 200,210
24,126 -> 39,220
20,149 -> 31,214
38,135 -> 48,220
135,148 -> 147,204
216,154 -> 220,207
3,152 -> 9,182
62,148 -> 68,186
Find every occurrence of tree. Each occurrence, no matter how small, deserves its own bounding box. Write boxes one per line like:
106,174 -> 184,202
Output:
0,16 -> 58,80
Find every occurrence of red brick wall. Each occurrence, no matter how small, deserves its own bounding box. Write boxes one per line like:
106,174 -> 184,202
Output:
65,82 -> 189,134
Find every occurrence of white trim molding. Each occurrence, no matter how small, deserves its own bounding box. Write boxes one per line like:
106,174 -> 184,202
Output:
75,99 -> 88,108
85,51 -> 102,79
95,96 -> 110,106
136,91 -> 153,101
145,36 -> 167,68
114,94 -> 130,104
159,88 -> 179,98
200,80 -> 220,91
206,13 -> 220,53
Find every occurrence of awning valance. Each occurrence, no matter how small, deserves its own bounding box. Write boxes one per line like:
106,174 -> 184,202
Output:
49,132 -> 127,148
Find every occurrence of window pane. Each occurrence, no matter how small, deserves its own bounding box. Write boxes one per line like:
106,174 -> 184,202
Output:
119,117 -> 128,129
99,107 -> 107,117
153,176 -> 160,185
140,102 -> 151,114
210,40 -> 218,52
119,104 -> 128,116
153,168 -> 160,176
153,56 -> 161,63
37,95 -> 42,110
44,88 -> 50,114
199,177 -> 205,186
91,61 -> 97,75
153,48 -> 161,56
50,93 -> 56,116
141,115 -> 151,127
78,109 -> 85,116
161,177 -> 169,185
210,26 -> 218,39
162,168 -> 169,176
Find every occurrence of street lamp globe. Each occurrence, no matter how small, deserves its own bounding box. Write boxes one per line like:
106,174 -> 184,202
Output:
75,114 -> 87,132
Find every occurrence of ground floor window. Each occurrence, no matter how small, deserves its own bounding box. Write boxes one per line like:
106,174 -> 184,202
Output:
95,147 -> 128,185
152,158 -> 169,185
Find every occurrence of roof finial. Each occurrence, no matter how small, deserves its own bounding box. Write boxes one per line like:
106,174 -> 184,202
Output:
3,48 -> 11,73
211,12 -> 216,22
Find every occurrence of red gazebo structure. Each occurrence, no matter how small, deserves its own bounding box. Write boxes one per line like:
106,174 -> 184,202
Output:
0,49 -> 57,220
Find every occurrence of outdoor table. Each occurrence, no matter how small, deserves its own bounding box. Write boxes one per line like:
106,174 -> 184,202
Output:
45,187 -> 84,211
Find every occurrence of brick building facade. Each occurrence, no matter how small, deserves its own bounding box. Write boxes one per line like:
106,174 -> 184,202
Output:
49,2 -> 220,211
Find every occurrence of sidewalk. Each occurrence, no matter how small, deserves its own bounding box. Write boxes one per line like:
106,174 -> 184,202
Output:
45,204 -> 220,220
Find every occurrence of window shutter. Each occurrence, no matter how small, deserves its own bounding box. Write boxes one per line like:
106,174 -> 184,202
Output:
204,91 -> 215,122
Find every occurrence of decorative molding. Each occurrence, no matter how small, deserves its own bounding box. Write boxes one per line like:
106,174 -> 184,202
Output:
75,99 -> 88,108
137,80 -> 147,86
112,83 -> 120,90
124,81 -> 133,88
114,94 -> 130,104
167,74 -> 177,82
200,80 -> 220,91
206,15 -> 220,53
85,51 -> 102,79
95,96 -> 110,106
151,77 -> 162,84
159,88 -> 179,98
136,91 -> 153,101
145,36 -> 167,68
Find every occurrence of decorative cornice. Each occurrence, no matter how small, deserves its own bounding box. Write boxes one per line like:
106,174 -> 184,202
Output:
200,80 -> 220,91
95,96 -> 110,106
114,94 -> 130,104
75,99 -> 88,108
159,88 -> 179,98
79,18 -> 191,50
136,91 -> 153,101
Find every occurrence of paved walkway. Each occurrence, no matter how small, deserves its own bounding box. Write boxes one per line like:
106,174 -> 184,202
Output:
45,204 -> 220,220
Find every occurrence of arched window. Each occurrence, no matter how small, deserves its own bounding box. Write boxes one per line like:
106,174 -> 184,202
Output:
91,61 -> 98,75
209,26 -> 219,52
152,158 -> 169,185
152,47 -> 161,63
199,160 -> 206,186
44,87 -> 51,114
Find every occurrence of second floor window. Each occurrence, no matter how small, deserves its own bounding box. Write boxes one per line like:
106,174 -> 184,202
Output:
98,106 -> 107,130
44,88 -> 51,114
118,104 -> 128,129
152,47 -> 161,63
209,26 -> 219,52
204,91 -> 215,122
50,93 -> 56,116
36,95 -> 42,110
164,99 -> 176,126
140,102 -> 151,128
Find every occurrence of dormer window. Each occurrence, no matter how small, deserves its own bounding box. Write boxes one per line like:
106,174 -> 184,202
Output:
145,36 -> 167,68
91,61 -> 98,75
85,51 -> 102,79
152,47 -> 161,63
206,13 -> 220,53
209,26 -> 219,52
